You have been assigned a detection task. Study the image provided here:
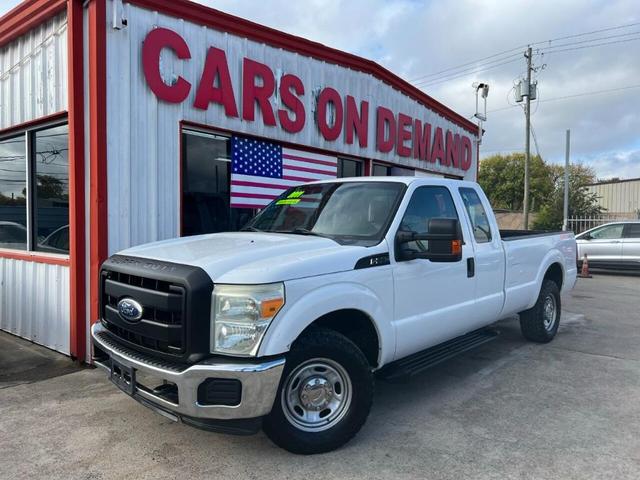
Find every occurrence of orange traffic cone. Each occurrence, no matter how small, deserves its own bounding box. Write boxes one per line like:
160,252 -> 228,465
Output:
578,253 -> 592,278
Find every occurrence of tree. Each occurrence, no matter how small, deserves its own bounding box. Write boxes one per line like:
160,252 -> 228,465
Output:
533,164 -> 603,230
36,174 -> 66,199
478,153 -> 554,211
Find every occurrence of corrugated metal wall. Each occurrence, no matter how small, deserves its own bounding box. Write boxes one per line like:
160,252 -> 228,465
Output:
586,179 -> 640,214
0,13 -> 70,355
0,258 -> 70,354
105,2 -> 479,253
0,12 -> 68,130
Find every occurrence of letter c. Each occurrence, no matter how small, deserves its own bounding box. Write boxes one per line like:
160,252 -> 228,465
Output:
142,27 -> 191,103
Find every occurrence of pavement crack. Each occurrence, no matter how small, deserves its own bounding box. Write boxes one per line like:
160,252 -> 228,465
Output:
548,345 -> 638,363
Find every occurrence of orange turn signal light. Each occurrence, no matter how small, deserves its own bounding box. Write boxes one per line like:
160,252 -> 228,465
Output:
451,240 -> 462,255
261,298 -> 284,318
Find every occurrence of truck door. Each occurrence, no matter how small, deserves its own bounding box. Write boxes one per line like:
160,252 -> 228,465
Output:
458,187 -> 505,326
392,185 -> 477,360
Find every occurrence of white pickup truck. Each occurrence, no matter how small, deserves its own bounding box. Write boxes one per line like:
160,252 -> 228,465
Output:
92,178 -> 577,454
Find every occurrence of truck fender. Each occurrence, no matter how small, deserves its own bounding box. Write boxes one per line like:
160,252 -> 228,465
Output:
527,249 -> 565,310
257,282 -> 394,366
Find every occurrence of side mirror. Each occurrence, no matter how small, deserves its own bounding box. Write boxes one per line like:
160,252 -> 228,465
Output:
578,232 -> 591,240
396,218 -> 463,262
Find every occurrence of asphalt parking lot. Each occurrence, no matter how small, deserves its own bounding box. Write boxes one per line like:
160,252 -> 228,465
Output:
1,272 -> 639,480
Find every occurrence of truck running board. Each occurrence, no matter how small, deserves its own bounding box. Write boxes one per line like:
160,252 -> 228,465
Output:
377,328 -> 499,382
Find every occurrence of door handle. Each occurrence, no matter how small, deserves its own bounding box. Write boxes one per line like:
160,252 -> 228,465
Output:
467,257 -> 475,278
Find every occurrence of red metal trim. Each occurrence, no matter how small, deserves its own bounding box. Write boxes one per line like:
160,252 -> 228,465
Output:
0,0 -> 66,48
0,111 -> 68,138
0,249 -> 70,266
88,0 -> 108,331
67,0 -> 86,361
128,0 -> 479,136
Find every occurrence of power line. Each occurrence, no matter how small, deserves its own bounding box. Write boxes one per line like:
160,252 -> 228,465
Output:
407,21 -> 640,86
415,57 -> 522,88
541,36 -> 640,54
538,29 -> 640,51
485,83 -> 640,114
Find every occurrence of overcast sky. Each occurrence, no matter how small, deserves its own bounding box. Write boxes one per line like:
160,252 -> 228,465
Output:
1,0 -> 638,179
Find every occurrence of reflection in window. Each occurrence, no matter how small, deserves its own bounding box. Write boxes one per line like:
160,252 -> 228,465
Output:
372,163 -> 391,176
182,130 -> 254,236
0,135 -> 27,250
459,187 -> 492,243
35,125 -> 69,253
337,158 -> 362,178
399,186 -> 459,253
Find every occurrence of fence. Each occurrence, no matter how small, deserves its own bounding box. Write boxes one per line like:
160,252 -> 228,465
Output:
567,213 -> 640,234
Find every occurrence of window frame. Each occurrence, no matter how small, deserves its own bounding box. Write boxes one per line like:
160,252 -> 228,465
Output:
0,117 -> 69,256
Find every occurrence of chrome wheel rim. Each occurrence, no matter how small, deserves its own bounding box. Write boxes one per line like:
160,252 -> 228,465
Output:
543,294 -> 557,331
281,358 -> 352,432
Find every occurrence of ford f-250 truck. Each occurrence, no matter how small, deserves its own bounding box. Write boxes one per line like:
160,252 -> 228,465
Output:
92,178 -> 577,454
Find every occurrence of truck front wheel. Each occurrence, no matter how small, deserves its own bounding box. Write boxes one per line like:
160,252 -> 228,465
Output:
263,328 -> 374,454
519,279 -> 561,343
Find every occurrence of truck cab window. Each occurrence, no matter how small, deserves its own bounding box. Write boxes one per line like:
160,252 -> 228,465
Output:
399,186 -> 459,251
459,187 -> 492,243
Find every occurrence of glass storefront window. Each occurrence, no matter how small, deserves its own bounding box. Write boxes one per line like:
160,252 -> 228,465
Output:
35,125 -> 69,253
337,158 -> 363,178
182,130 -> 254,236
0,135 -> 27,250
372,163 -> 392,176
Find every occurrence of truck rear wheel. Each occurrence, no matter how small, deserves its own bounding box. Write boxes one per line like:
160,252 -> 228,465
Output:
263,328 -> 373,454
519,279 -> 561,343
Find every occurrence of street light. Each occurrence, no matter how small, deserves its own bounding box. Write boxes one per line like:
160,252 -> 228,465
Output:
473,82 -> 489,145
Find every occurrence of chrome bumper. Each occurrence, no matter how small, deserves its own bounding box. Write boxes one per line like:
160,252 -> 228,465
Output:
91,323 -> 285,422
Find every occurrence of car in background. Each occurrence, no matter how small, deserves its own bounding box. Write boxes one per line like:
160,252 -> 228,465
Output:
38,225 -> 69,254
0,221 -> 28,250
576,221 -> 640,270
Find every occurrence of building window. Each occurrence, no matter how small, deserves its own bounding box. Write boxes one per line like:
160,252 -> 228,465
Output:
337,158 -> 363,178
372,163 -> 392,176
181,129 -> 254,236
0,122 -> 69,253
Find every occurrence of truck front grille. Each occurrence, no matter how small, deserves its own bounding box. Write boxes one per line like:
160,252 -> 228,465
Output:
101,270 -> 187,355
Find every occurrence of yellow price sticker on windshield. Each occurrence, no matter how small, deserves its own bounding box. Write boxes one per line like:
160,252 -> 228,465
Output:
276,198 -> 301,205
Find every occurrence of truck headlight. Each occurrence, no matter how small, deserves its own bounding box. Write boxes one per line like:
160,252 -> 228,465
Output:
211,283 -> 285,356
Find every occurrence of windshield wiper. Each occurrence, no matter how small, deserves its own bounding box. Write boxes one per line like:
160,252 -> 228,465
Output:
240,226 -> 263,232
275,228 -> 330,238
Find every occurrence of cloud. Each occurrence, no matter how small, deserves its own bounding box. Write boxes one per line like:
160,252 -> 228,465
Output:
198,0 -> 640,179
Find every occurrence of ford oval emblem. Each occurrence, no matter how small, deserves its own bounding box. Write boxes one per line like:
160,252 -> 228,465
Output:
117,298 -> 144,322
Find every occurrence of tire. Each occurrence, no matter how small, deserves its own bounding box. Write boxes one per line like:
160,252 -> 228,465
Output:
519,279 -> 561,343
263,328 -> 374,454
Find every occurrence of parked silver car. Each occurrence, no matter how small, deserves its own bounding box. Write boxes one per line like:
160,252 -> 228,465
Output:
576,221 -> 640,270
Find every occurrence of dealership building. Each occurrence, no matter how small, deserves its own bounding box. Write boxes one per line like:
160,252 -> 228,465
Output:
0,0 -> 480,360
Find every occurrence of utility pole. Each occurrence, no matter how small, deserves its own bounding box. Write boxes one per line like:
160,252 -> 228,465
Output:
522,46 -> 533,230
563,129 -> 571,231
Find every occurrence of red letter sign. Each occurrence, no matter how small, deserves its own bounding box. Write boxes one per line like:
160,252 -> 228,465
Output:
430,127 -> 445,165
413,119 -> 431,161
242,58 -> 276,126
278,74 -> 305,133
194,47 -> 238,116
460,136 -> 473,171
376,107 -> 396,153
396,113 -> 412,157
317,87 -> 343,141
142,28 -> 191,103
446,131 -> 461,168
345,96 -> 369,147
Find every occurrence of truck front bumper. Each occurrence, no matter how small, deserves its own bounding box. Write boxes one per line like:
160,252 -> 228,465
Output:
91,323 -> 285,434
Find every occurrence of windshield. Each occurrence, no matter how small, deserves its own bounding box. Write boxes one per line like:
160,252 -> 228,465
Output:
245,181 -> 405,246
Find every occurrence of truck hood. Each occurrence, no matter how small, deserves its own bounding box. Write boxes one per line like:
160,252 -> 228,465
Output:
119,232 -> 377,283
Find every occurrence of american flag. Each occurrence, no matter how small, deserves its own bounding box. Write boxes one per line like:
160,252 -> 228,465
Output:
230,136 -> 337,209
